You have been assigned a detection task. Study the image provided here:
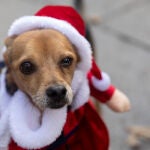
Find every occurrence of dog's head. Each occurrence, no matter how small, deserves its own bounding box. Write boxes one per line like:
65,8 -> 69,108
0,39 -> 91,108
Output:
4,29 -> 80,110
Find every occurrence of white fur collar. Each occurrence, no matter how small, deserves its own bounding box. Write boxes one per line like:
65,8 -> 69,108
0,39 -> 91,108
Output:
0,73 -> 67,149
71,70 -> 90,110
0,69 -> 90,149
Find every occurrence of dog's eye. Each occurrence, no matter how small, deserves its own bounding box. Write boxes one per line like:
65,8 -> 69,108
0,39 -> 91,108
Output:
20,61 -> 36,75
60,57 -> 73,67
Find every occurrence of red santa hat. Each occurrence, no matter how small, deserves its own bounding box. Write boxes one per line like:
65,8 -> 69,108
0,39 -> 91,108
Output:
5,6 -> 91,74
4,5 -> 112,106
88,59 -> 115,103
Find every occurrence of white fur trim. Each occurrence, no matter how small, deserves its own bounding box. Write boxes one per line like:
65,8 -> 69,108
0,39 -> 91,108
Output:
2,46 -> 6,55
6,16 -> 92,73
92,72 -> 111,91
71,70 -> 89,110
0,73 -> 11,148
10,91 -> 67,149
0,147 -> 8,150
0,73 -> 67,149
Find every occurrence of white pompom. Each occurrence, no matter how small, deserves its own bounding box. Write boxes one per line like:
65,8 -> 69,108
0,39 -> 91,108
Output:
91,72 -> 111,91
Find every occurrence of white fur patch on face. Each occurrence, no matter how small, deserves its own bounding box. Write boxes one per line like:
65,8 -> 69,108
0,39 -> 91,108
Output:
31,83 -> 73,110
31,94 -> 48,111
65,84 -> 73,105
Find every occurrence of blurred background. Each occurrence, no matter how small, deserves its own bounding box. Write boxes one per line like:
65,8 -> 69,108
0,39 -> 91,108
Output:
0,0 -> 150,149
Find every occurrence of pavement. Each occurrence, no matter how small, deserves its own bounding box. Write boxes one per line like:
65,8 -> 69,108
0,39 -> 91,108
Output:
0,0 -> 150,150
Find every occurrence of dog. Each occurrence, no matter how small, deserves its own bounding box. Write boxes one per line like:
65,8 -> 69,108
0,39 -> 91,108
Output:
0,6 -> 131,150
2,27 -> 110,150
4,29 -> 79,111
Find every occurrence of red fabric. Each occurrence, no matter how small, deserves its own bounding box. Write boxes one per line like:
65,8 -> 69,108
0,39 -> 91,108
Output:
9,101 -> 109,150
87,59 -> 115,103
88,71 -> 115,103
91,59 -> 102,79
35,6 -> 85,36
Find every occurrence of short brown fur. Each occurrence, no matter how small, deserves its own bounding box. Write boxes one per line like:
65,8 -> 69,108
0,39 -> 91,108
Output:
4,29 -> 79,110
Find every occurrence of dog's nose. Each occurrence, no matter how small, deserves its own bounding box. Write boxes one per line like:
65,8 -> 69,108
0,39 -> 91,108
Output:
46,85 -> 67,100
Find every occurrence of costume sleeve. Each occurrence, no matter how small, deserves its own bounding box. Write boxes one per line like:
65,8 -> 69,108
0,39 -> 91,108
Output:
87,59 -> 116,103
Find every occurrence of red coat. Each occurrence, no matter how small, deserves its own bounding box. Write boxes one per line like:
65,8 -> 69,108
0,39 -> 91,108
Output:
9,101 -> 109,150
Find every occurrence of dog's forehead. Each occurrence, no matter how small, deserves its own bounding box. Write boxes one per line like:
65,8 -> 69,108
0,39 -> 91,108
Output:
13,29 -> 75,55
10,29 -> 78,67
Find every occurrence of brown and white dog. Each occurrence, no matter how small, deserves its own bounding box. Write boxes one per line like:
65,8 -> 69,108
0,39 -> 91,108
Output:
4,29 -> 79,111
0,6 -> 130,150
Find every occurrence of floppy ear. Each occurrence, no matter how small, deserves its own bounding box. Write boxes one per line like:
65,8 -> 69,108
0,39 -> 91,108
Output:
5,71 -> 18,95
5,35 -> 17,47
3,35 -> 17,65
3,36 -> 18,95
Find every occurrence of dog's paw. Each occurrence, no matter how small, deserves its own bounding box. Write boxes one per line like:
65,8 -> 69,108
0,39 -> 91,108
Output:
106,89 -> 131,112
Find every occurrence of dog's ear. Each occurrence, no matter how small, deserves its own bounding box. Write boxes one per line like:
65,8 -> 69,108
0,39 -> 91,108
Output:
3,36 -> 18,95
5,35 -> 17,47
3,36 -> 17,66
5,71 -> 18,95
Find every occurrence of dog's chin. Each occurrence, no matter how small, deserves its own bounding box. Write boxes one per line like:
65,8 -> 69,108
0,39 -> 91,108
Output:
47,98 -> 69,109
32,89 -> 73,111
32,102 -> 67,111
48,103 -> 67,109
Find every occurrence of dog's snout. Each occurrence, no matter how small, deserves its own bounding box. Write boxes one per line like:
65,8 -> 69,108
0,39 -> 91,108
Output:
46,85 -> 67,100
46,85 -> 68,109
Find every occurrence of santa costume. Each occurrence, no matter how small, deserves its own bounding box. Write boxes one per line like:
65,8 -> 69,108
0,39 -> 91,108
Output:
0,6 -> 117,150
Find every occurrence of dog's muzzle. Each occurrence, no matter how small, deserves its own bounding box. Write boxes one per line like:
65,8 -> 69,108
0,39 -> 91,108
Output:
46,85 -> 68,109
